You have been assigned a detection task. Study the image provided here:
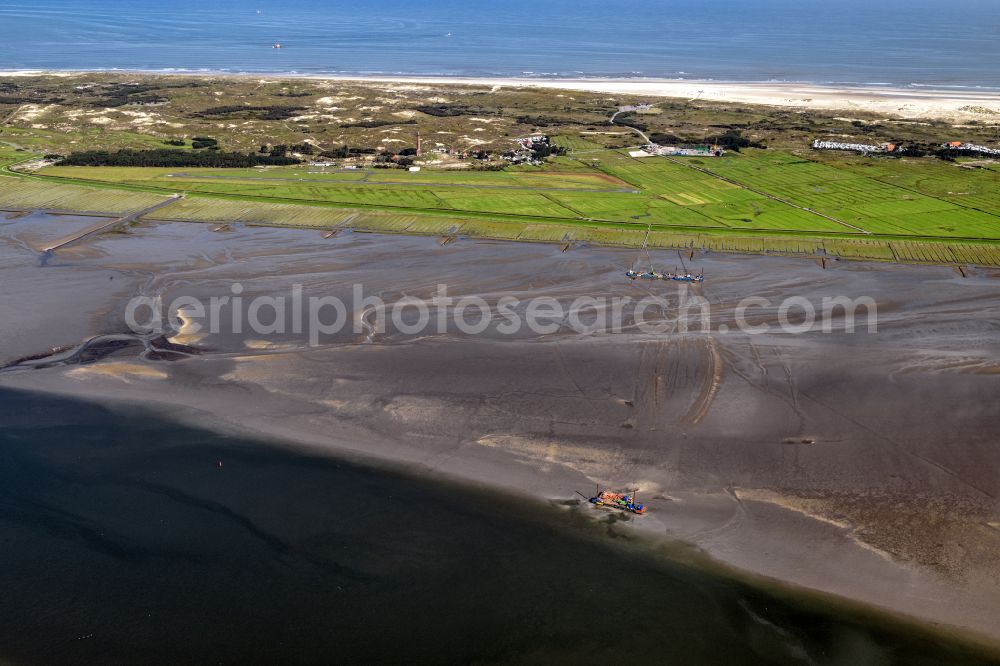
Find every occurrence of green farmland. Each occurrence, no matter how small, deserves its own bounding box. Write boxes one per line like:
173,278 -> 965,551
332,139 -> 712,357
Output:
5,144 -> 1000,267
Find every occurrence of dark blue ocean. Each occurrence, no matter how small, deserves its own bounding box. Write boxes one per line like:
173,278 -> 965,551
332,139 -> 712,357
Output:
1,0 -> 998,87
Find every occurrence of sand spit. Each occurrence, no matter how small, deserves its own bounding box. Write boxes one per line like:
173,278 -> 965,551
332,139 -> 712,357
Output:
1,215 -> 999,644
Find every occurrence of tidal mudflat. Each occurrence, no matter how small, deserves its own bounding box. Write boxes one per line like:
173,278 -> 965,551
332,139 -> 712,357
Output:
2,211 -> 999,652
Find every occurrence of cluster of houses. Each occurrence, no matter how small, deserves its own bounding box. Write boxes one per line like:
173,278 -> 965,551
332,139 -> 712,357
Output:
302,134 -> 569,170
504,135 -> 554,165
617,103 -> 654,113
812,138 -> 999,159
811,139 -> 903,155
514,135 -> 547,150
630,143 -> 723,158
942,141 -> 1000,157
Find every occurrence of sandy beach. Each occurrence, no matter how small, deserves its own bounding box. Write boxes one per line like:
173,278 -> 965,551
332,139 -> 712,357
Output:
5,69 -> 1000,122
2,210 -> 999,646
332,76 -> 1000,122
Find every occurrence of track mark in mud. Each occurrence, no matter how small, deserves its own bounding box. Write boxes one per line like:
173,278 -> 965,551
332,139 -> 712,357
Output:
798,389 -> 997,501
685,486 -> 748,542
652,343 -> 663,420
682,338 -> 723,426
718,342 -> 813,430
773,347 -> 807,434
748,340 -> 768,378
633,340 -> 673,432
631,339 -> 721,430
356,305 -> 379,343
551,343 -> 590,398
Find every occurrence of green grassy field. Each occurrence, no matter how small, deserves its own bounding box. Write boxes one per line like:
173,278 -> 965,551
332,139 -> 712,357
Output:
0,174 -> 170,215
5,143 -> 1000,267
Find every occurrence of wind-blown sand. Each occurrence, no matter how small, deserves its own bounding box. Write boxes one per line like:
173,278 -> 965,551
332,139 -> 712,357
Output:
5,69 -> 1000,121
2,211 -> 999,646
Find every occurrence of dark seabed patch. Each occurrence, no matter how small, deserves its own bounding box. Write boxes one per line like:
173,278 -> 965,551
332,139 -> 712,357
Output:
0,389 -> 997,665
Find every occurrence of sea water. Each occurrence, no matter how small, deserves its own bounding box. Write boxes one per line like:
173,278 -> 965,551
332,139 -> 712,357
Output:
1,0 -> 998,88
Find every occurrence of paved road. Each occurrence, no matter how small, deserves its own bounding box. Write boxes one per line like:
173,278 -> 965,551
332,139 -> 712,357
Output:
609,109 -> 653,144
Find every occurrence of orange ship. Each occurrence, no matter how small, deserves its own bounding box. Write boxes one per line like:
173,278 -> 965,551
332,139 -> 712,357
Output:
589,489 -> 647,514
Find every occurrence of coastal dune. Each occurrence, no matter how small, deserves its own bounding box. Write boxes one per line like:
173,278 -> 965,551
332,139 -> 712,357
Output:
6,69 -> 1000,121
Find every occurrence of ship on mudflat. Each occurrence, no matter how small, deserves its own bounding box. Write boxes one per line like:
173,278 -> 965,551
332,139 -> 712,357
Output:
589,489 -> 647,514
626,268 -> 704,283
625,232 -> 705,283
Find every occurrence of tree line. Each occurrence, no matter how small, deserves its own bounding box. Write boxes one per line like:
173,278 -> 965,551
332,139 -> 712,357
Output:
59,149 -> 301,168
194,105 -> 307,120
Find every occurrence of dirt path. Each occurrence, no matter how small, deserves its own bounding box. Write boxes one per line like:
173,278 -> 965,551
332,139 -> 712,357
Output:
43,195 -> 182,253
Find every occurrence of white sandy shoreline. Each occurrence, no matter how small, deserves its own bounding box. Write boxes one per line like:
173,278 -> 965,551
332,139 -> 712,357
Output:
4,69 -> 1000,121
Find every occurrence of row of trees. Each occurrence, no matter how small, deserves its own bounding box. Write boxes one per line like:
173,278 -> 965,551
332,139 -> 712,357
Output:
528,142 -> 566,159
647,129 -> 766,152
414,104 -> 497,117
195,105 -> 307,120
59,149 -> 300,168
318,145 -> 378,158
160,137 -> 218,149
259,142 -> 317,157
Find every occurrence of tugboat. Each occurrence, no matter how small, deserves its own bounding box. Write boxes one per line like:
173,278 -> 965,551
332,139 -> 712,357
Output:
589,489 -> 647,515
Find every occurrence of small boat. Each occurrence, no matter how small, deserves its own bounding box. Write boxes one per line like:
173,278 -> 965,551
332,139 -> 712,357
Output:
625,226 -> 705,284
272,43 -> 282,49
625,268 -> 703,282
590,489 -> 647,515
671,271 -> 704,283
